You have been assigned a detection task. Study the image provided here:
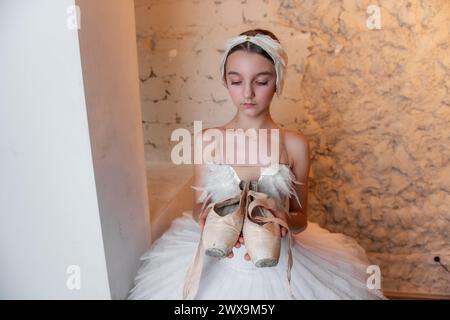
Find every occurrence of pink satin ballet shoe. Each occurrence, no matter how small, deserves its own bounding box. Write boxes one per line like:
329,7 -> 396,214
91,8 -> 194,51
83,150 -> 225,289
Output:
242,182 -> 297,299
243,181 -> 281,267
183,181 -> 249,300
202,182 -> 248,258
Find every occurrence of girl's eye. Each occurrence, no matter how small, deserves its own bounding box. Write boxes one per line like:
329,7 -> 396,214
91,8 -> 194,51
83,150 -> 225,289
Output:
230,81 -> 268,85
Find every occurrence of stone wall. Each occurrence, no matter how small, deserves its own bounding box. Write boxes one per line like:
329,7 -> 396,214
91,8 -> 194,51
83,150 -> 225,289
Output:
134,0 -> 450,295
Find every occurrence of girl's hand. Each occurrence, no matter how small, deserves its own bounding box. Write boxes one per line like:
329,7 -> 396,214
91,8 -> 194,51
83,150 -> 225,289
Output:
226,232 -> 244,259
272,208 -> 289,238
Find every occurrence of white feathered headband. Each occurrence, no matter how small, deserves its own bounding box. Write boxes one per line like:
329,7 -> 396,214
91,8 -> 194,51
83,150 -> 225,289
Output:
219,34 -> 288,97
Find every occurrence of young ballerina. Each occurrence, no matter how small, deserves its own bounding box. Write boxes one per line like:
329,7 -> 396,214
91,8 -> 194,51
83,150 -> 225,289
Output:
128,29 -> 386,300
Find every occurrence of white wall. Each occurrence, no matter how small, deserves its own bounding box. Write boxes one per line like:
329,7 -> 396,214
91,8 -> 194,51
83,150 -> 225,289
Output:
0,0 -> 150,299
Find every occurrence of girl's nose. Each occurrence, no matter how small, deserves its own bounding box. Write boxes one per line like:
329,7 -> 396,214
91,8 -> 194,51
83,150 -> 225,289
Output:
244,83 -> 254,99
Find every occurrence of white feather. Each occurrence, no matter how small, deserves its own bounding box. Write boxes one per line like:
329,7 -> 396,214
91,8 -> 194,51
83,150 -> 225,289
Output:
191,163 -> 303,217
191,163 -> 240,214
259,165 -> 303,214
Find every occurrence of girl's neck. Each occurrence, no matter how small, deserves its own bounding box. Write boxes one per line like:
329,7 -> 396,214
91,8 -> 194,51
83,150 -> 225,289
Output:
228,111 -> 277,130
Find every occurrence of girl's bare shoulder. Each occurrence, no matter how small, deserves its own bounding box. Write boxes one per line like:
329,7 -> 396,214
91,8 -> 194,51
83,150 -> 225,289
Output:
281,128 -> 310,164
282,128 -> 308,145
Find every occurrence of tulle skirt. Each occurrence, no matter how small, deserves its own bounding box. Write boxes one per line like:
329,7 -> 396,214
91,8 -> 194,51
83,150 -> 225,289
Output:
128,211 -> 386,300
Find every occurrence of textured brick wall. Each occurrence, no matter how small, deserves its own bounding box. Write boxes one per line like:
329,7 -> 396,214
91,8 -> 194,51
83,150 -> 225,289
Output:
134,0 -> 450,295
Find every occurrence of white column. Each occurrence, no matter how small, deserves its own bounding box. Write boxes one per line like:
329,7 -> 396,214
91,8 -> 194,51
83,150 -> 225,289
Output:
76,0 -> 151,299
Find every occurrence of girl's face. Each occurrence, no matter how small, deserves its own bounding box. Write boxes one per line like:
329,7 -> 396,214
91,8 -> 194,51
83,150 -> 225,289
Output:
225,50 -> 276,116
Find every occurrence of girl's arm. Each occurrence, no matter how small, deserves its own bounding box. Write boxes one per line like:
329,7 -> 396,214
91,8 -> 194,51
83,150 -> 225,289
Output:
286,130 -> 311,234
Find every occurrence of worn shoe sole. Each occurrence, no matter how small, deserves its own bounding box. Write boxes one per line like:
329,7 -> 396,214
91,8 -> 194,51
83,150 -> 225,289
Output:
205,248 -> 228,258
255,258 -> 278,267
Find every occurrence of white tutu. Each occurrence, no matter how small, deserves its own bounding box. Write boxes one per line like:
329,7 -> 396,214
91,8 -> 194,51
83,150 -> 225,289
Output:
128,163 -> 386,300
128,211 -> 385,300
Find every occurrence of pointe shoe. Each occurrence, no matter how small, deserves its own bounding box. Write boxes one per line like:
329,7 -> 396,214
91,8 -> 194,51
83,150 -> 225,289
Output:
242,183 -> 298,299
202,181 -> 249,258
243,181 -> 281,267
183,181 -> 249,300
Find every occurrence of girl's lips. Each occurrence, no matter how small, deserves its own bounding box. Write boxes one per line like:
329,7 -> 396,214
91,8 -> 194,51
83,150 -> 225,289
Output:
243,103 -> 256,107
